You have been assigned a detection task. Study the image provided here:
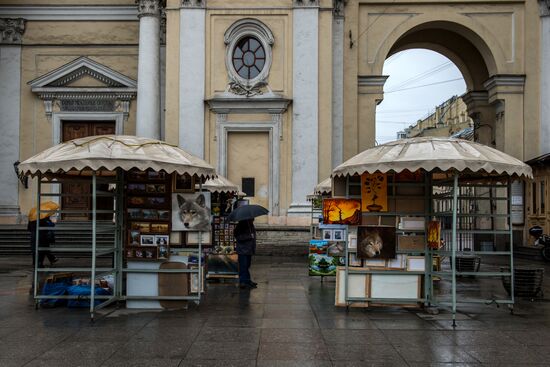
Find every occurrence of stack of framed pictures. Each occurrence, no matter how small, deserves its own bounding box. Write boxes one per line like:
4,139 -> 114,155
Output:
309,224 -> 347,277
125,170 -> 171,261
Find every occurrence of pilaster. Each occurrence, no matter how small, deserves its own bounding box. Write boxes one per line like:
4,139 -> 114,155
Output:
332,0 -> 345,168
540,0 -> 550,155
0,18 -> 25,223
483,75 -> 526,160
462,91 -> 494,146
357,75 -> 388,151
179,0 -> 206,158
288,0 -> 319,217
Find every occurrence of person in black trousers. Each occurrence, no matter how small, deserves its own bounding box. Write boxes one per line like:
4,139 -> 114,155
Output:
233,218 -> 257,289
28,216 -> 58,268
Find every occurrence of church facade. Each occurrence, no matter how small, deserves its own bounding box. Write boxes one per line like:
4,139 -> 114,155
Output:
0,0 -> 549,225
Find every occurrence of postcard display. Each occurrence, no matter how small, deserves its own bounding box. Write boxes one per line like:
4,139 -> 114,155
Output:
328,172 -> 433,308
124,171 -> 207,309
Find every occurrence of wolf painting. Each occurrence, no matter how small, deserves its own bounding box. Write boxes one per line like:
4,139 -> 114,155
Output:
172,192 -> 211,231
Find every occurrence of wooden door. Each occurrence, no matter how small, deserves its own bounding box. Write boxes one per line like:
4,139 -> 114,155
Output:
62,121 -> 116,220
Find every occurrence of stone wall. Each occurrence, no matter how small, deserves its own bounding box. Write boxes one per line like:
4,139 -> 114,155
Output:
255,225 -> 310,257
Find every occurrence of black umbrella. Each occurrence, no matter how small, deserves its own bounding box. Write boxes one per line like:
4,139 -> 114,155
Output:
228,204 -> 269,222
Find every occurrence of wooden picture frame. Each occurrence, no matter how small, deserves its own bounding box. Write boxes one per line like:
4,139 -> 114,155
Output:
406,256 -> 426,272
172,173 -> 195,193
370,274 -> 421,300
155,235 -> 169,246
140,234 -> 155,246
363,259 -> 386,268
189,265 -> 205,293
128,230 -> 140,246
348,253 -> 362,267
157,244 -> 169,260
386,254 -> 406,269
335,266 -> 369,307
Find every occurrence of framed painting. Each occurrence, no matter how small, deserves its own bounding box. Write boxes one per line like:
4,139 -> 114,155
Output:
361,173 -> 388,212
427,220 -> 441,249
322,198 -> 361,225
357,226 -> 396,260
172,173 -> 195,193
172,192 -> 211,231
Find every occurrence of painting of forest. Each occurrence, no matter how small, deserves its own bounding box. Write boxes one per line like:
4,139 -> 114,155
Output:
322,199 -> 361,225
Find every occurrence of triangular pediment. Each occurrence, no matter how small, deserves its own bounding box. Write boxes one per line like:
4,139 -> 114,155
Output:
28,56 -> 137,89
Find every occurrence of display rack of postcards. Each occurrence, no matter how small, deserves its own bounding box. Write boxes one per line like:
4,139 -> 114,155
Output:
207,215 -> 239,278
125,170 -> 172,261
331,171 -> 430,308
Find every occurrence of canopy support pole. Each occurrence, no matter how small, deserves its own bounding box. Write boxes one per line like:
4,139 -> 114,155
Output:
33,173 -> 42,308
90,172 -> 97,322
451,173 -> 458,327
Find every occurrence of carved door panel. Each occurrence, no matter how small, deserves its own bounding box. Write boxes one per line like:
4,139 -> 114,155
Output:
61,121 -> 116,220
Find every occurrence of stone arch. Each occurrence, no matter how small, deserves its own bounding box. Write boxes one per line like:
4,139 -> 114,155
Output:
375,19 -> 500,91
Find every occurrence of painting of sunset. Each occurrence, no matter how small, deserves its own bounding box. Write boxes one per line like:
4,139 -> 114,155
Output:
322,199 -> 361,225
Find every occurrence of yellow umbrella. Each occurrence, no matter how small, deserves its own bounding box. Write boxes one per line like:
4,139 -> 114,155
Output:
28,201 -> 59,222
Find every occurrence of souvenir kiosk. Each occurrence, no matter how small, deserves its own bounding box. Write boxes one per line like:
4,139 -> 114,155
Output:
19,135 -> 216,320
324,137 -> 532,324
199,175 -> 243,279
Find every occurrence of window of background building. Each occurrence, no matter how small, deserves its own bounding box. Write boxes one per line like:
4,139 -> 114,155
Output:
232,36 -> 266,80
242,177 -> 255,197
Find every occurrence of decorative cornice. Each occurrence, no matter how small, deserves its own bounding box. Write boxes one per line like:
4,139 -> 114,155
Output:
540,0 -> 550,17
293,0 -> 319,8
462,91 -> 488,105
136,0 -> 162,18
0,18 -> 25,44
0,6 -> 137,21
483,74 -> 526,90
206,92 -> 291,114
357,75 -> 389,87
180,0 -> 205,9
34,89 -> 137,101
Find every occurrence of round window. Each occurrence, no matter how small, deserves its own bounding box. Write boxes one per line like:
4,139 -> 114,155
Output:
232,36 -> 266,80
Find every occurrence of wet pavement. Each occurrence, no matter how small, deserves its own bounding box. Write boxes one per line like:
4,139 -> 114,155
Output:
1,255 -> 550,366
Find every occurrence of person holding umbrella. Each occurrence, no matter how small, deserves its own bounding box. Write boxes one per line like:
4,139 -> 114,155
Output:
27,201 -> 59,268
229,204 -> 268,289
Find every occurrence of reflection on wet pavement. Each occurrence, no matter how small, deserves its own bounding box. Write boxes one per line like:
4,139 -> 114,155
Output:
0,255 -> 550,366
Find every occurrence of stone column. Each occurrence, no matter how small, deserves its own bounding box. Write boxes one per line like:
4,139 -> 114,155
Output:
179,0 -> 206,158
484,75 -> 526,160
0,18 -> 25,224
288,0 -> 319,217
540,0 -> 550,155
357,75 -> 388,151
136,0 -> 162,139
332,0 -> 345,168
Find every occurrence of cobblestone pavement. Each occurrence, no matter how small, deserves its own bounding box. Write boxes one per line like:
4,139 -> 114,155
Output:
1,255 -> 550,366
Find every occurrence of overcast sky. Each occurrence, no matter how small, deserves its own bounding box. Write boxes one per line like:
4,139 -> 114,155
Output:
375,49 -> 467,144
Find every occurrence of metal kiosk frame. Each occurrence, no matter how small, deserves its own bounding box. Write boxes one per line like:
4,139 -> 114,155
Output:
32,169 -> 205,322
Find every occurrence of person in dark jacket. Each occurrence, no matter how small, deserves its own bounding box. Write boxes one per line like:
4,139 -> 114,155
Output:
28,216 -> 58,268
233,218 -> 257,289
